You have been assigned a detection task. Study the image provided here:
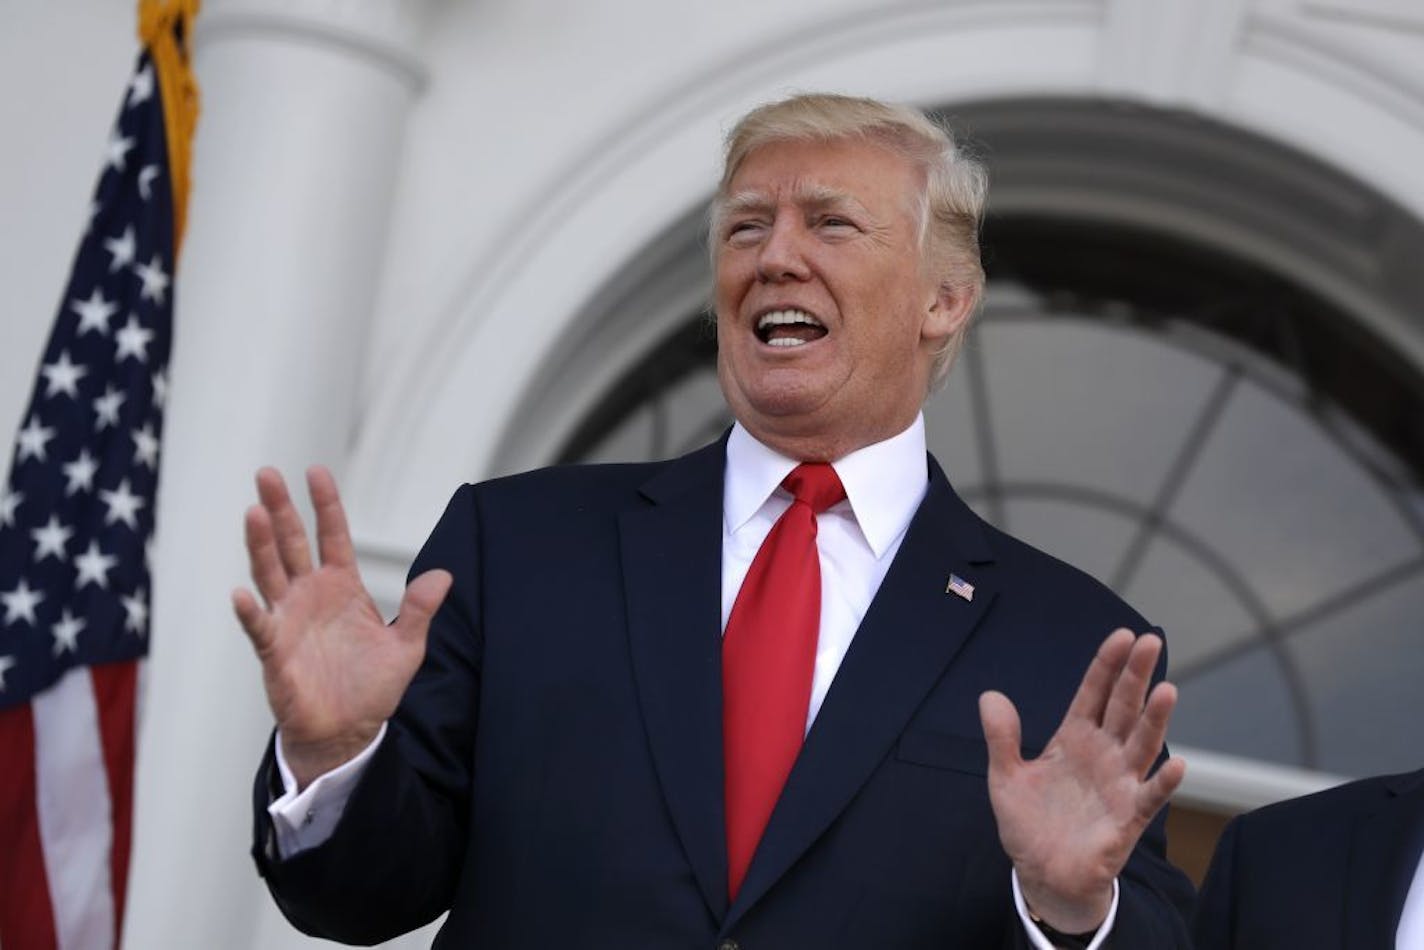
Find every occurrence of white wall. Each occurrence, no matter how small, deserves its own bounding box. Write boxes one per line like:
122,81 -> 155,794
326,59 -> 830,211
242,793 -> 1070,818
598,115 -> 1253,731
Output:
0,5 -> 134,445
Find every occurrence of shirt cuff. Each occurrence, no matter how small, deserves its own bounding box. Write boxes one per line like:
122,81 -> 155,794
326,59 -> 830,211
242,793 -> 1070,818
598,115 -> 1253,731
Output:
1011,869 -> 1119,950
267,723 -> 387,859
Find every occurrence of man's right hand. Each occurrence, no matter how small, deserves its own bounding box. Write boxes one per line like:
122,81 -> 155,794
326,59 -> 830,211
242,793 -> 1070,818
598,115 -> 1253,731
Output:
232,466 -> 452,790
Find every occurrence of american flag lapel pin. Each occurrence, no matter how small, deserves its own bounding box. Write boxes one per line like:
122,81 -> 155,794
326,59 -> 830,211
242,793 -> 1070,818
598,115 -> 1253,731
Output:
945,574 -> 975,602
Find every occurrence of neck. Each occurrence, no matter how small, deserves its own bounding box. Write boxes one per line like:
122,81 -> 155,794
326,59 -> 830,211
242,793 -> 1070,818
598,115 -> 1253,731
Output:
739,409 -> 920,463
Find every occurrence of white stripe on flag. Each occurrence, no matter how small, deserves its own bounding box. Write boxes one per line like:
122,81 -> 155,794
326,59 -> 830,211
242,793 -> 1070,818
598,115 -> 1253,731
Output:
32,668 -> 116,950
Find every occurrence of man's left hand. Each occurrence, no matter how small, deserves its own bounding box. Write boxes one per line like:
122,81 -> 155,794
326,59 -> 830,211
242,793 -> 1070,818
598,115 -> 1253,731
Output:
978,628 -> 1186,935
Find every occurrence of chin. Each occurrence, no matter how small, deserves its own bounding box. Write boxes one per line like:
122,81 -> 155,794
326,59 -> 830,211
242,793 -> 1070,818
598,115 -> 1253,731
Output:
740,381 -> 834,422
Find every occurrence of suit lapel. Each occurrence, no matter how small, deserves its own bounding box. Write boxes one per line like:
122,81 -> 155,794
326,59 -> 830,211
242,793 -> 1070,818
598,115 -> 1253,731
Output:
726,457 -> 998,928
1344,769 -> 1424,947
620,440 -> 730,920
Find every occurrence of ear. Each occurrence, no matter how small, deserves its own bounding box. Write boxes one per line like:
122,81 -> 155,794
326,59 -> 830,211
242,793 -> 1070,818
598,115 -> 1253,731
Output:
922,279 -> 977,347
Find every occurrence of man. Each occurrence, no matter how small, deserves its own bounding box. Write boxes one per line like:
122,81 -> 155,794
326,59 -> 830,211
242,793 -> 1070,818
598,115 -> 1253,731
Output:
238,93 -> 1194,947
1193,768 -> 1424,948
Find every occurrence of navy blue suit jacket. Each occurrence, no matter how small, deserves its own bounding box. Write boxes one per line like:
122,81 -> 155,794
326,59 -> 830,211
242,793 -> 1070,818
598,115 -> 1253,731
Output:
1194,768 -> 1424,949
251,439 -> 1194,947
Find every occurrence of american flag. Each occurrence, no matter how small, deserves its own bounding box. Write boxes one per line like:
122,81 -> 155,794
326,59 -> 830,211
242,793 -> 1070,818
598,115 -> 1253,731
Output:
0,27 -> 189,948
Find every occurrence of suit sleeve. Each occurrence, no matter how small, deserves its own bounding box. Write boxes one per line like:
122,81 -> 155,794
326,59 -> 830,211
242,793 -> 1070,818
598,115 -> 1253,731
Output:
1192,815 -> 1242,949
249,485 -> 485,944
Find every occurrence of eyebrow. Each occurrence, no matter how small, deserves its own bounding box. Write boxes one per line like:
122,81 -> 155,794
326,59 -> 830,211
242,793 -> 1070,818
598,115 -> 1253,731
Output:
719,183 -> 872,219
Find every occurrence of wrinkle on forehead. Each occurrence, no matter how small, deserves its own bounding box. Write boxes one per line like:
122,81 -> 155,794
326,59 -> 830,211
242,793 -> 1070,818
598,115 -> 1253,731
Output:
723,183 -> 888,239
721,181 -> 871,217
723,168 -> 922,223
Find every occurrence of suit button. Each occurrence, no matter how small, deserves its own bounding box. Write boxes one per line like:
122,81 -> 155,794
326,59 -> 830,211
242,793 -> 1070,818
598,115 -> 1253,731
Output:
717,941 -> 739,950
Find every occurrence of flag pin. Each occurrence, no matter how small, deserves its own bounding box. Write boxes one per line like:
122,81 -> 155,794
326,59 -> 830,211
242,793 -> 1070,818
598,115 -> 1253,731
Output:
945,574 -> 975,601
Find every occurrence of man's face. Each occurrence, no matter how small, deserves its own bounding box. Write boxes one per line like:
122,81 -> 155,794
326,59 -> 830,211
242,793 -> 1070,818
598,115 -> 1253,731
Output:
713,137 -> 967,460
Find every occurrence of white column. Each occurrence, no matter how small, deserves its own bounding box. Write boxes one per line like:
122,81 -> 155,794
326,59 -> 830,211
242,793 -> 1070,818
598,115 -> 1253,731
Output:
124,2 -> 432,948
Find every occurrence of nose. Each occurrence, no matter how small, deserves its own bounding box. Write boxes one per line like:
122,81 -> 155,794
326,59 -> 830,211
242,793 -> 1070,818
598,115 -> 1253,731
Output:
755,219 -> 811,283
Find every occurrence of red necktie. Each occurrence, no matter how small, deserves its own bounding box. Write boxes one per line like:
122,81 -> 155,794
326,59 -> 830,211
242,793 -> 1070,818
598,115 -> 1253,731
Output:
723,462 -> 846,900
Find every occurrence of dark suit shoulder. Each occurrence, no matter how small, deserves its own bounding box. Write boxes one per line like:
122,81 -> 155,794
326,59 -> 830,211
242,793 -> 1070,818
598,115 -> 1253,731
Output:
474,459 -> 663,504
1236,769 -> 1421,838
470,436 -> 725,514
1195,769 -> 1424,948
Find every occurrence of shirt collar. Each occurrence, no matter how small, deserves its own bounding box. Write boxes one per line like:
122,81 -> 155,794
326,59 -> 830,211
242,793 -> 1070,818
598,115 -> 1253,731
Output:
724,414 -> 929,558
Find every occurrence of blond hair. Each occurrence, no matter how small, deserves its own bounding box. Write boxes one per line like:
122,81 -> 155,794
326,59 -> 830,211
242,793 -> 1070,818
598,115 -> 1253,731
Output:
711,93 -> 987,387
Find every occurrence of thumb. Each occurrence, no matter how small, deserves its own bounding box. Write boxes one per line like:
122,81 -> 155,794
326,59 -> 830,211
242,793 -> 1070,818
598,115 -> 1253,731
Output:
979,690 -> 1025,778
392,569 -> 453,642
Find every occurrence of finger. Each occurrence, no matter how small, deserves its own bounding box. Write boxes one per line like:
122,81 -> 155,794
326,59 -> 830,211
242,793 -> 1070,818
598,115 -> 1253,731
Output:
391,569 -> 454,644
256,467 -> 314,578
308,465 -> 357,569
1135,754 -> 1187,824
1124,680 -> 1178,776
979,690 -> 1026,779
1062,628 -> 1135,726
1101,633 -> 1163,741
232,586 -> 274,653
244,504 -> 288,605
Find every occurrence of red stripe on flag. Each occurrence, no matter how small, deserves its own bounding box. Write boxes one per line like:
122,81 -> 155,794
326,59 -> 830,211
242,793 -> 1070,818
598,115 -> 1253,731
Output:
0,702 -> 59,950
90,660 -> 138,946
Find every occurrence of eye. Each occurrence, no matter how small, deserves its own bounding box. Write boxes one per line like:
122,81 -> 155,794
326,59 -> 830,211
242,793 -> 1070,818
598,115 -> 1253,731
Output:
725,219 -> 765,245
816,214 -> 858,231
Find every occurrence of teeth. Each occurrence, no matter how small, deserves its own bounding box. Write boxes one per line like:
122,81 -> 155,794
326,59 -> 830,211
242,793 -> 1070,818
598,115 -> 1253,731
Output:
757,309 -> 823,331
767,337 -> 806,347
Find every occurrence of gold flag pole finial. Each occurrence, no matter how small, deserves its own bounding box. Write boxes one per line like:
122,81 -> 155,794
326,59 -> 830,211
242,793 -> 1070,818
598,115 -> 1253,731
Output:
137,0 -> 202,250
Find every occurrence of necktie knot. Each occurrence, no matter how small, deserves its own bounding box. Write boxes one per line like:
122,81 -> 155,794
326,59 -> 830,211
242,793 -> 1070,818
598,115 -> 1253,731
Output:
782,463 -> 845,515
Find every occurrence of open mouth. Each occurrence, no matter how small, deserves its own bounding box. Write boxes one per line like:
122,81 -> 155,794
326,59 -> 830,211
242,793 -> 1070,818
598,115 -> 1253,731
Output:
755,309 -> 828,348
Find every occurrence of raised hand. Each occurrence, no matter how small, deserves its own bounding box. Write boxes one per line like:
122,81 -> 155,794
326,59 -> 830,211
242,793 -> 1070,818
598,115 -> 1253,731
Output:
232,466 -> 452,790
978,628 -> 1186,935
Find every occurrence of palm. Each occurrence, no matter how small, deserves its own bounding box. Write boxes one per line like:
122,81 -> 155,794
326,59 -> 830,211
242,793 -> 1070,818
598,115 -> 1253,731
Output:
979,629 -> 1185,933
233,467 -> 451,786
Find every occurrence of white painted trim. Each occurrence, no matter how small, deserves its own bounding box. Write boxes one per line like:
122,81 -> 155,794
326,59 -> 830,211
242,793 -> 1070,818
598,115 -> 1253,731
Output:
1173,744 -> 1348,813
194,8 -> 429,92
1244,12 -> 1424,134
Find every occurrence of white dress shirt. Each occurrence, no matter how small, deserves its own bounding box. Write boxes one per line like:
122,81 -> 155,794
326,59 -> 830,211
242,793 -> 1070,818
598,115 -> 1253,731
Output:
270,414 -> 1116,947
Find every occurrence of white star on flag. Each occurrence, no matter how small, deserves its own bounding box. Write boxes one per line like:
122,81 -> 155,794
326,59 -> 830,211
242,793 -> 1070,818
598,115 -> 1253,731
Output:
40,351 -> 89,399
30,516 -> 75,563
0,486 -> 23,527
102,226 -> 137,273
99,479 -> 145,530
121,589 -> 148,635
151,370 -> 168,410
61,450 -> 99,495
104,130 -> 135,173
127,63 -> 154,107
93,386 -> 127,430
16,417 -> 57,464
2,579 -> 44,626
71,288 -> 118,336
0,654 -> 15,691
138,166 -> 160,201
51,610 -> 86,656
133,255 -> 169,304
73,541 -> 118,591
131,424 -> 160,469
114,315 -> 155,363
